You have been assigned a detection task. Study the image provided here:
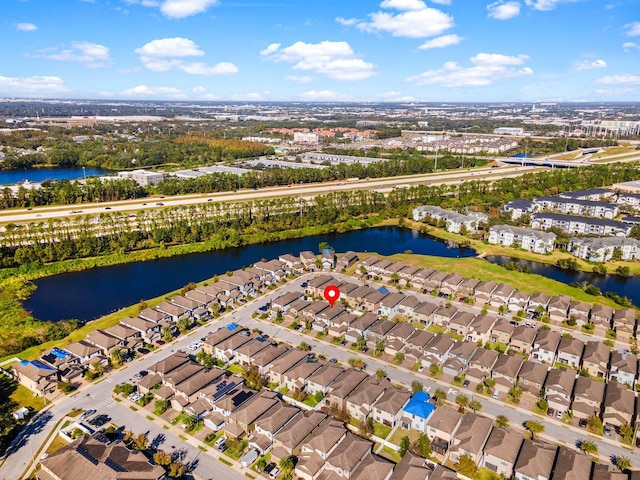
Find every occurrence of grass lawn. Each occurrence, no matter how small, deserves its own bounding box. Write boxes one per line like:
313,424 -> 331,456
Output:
427,325 -> 446,334
389,428 -> 421,446
476,468 -> 503,480
11,384 -> 46,412
303,396 -> 320,408
379,446 -> 402,464
373,422 -> 392,439
44,435 -> 69,456
227,363 -> 243,375
224,440 -> 248,460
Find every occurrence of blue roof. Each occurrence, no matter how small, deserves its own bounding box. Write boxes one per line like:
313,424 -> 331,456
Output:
378,287 -> 389,294
227,323 -> 238,331
403,392 -> 435,419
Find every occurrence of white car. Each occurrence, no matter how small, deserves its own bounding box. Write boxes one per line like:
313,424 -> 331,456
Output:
214,435 -> 227,448
492,390 -> 500,399
269,467 -> 281,479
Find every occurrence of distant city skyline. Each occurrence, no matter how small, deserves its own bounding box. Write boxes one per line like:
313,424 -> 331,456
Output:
1,0 -> 639,102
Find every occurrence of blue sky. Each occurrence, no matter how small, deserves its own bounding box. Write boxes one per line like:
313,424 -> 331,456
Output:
1,0 -> 639,102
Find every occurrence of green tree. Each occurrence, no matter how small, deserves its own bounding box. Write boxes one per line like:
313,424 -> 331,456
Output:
348,357 -> 366,370
411,381 -> 424,394
354,336 -> 367,351
433,388 -> 447,406
256,458 -> 267,472
393,352 -> 405,365
161,325 -> 174,343
183,413 -> 199,432
374,342 -> 385,357
619,423 -> 634,443
454,454 -> 478,478
242,364 -> 265,390
616,456 -> 632,473
524,419 -> 545,439
279,456 -> 296,476
154,399 -> 170,415
495,415 -> 510,429
412,434 -> 432,458
195,350 -> 214,369
168,461 -> 186,478
399,435 -> 410,458
375,368 -> 387,380
363,417 -> 374,438
579,440 -> 598,455
429,364 -> 440,377
455,394 -> 469,411
297,341 -> 311,351
176,317 -> 190,335
110,348 -> 124,368
153,450 -> 172,467
469,399 -> 482,413
131,432 -> 149,451
508,385 -> 523,403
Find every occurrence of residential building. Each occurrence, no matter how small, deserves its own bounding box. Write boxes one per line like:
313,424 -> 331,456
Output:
531,213 -> 631,237
517,361 -> 549,397
370,387 -> 412,428
530,329 -> 561,365
568,237 -> 640,262
609,350 -> 637,387
425,405 -> 463,455
412,205 -> 488,233
551,446 -> 592,480
556,337 -> 584,369
466,348 -> 499,385
346,377 -> 392,423
480,428 -> 522,477
603,382 -> 635,428
544,368 -> 576,415
400,391 -> 436,433
448,412 -> 493,464
509,326 -> 537,355
11,360 -> 58,396
491,353 -> 524,393
581,340 -> 610,379
513,440 -> 557,480
571,376 -> 605,421
488,225 -> 556,254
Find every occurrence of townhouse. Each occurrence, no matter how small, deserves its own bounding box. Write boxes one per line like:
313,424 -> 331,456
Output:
425,405 -> 463,455
250,401 -> 301,455
480,428 -> 523,478
581,340 -> 610,379
295,420 -> 347,480
543,368 -> 576,416
488,225 -> 556,254
530,329 -> 562,365
448,412 -> 493,464
571,376 -> 605,421
412,205 -> 488,233
556,336 -> 584,369
590,304 -> 613,330
442,341 -> 477,377
527,292 -> 550,313
325,369 -> 369,410
271,411 -> 327,460
345,377 -> 392,423
569,237 -> 640,262
531,213 -> 631,237
547,295 -> 571,322
513,440 -> 557,480
465,348 -> 499,385
509,326 -> 537,356
551,446 -> 592,480
447,311 -> 476,337
490,283 -> 515,308
609,350 -> 638,387
603,382 -> 635,428
336,251 -> 359,271
533,196 -> 619,219
491,353 -> 525,394
517,361 -> 549,397
613,308 -> 636,337
489,317 -> 515,345
370,387 -> 412,429
421,334 -> 454,368
305,364 -> 345,397
466,314 -> 497,344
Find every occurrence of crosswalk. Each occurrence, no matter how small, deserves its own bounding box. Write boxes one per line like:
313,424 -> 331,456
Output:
89,398 -> 115,410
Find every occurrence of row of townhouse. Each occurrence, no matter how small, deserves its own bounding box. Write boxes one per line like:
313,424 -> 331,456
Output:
412,206 -> 488,234
10,253 -> 316,397
488,225 -> 556,254
568,236 -> 640,262
354,256 -> 636,333
531,213 -> 631,237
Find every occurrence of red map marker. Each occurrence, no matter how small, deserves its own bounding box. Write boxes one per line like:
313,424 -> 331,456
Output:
324,285 -> 340,308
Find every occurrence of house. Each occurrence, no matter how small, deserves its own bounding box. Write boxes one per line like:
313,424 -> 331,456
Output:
527,292 -> 550,313
547,295 -> 570,322
581,340 -> 610,379
202,325 -> 243,355
321,250 -> 335,270
305,364 -> 344,397
490,317 -> 515,344
509,291 -> 531,312
604,382 -> 635,428
345,285 -> 376,309
504,199 -> 537,219
609,350 -> 638,387
212,387 -> 257,422
62,340 -> 103,364
509,326 -> 537,355
139,307 -> 170,323
517,361 -> 549,397
155,301 -> 189,321
306,275 -> 334,296
556,337 -> 584,369
530,329 -> 561,365
432,305 -> 458,327
346,377 -> 392,423
385,322 -> 417,355
425,405 -> 463,455
488,225 -> 556,254
148,351 -> 191,377
345,312 -> 379,343
396,295 -> 422,317
513,439 -> 557,480
457,278 -> 480,298
85,330 -> 126,355
267,349 -> 309,386
613,308 -> 636,337
350,452 -> 394,480
568,300 -> 591,327
400,391 -> 436,433
366,319 -> 396,347
103,324 -> 140,346
300,251 -> 317,269
590,304 -> 613,329
592,463 -> 628,480
466,314 -> 497,344
370,386 -> 412,428
551,446 -> 593,480
390,452 -> 433,480
362,291 -> 389,313
568,237 -> 640,262
175,367 -> 225,405
272,291 -> 305,311
321,431 -> 372,480
413,302 -> 438,326
336,251 -> 359,271
447,311 -> 475,337
475,281 -> 498,304
442,341 -> 477,377
272,411 -> 326,458
325,369 -> 368,410
491,353 -> 524,393
378,292 -> 407,318
11,360 -> 58,396
571,376 -> 605,421
283,361 -> 324,394
489,283 -> 515,308
171,294 -> 203,314
234,338 -> 272,366
480,428 -> 522,477
466,348 -> 499,384
404,330 -> 435,362
213,332 -> 256,363
448,412 -> 493,464
295,420 -> 347,480
230,390 -> 280,436
279,253 -> 304,271
421,335 -> 454,367
250,400 -> 301,455
440,273 -> 464,296
301,301 -> 330,321
252,344 -> 290,376
423,271 -> 449,293
38,433 -> 166,480
119,316 -> 160,343
544,368 -> 576,415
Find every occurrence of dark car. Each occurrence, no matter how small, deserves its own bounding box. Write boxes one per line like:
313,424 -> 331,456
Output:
217,442 -> 228,452
138,370 -> 148,377
155,340 -> 166,346
137,347 -> 150,355
329,358 -> 337,363
462,380 -> 470,388
579,418 -> 587,428
264,463 -> 276,474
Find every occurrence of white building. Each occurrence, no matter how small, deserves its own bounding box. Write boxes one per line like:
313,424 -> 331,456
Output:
494,127 -> 524,136
293,132 -> 322,144
531,213 -> 631,237
117,169 -> 164,186
488,225 -> 556,254
568,237 -> 640,262
413,206 -> 488,233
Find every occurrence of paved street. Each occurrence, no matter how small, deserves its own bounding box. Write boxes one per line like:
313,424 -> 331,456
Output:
2,272 -> 639,480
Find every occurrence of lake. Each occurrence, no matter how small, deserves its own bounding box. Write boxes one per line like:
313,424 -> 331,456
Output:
0,167 -> 109,185
486,255 -> 640,307
25,226 -> 476,323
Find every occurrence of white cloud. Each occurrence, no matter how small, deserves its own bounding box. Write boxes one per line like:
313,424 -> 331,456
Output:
135,37 -> 204,57
16,22 -> 38,32
596,74 -> 640,85
379,0 -> 426,11
524,0 -> 577,11
125,0 -> 219,18
135,37 -> 237,75
335,16 -> 359,26
121,85 -> 187,99
623,42 -> 640,52
261,40 -> 375,81
285,75 -> 314,83
431,0 -> 452,4
39,42 -> 111,67
487,1 -> 521,20
341,0 -> 454,39
0,75 -> 69,96
624,21 -> 640,37
192,86 -> 207,93
418,34 -> 464,49
297,90 -> 352,101
407,52 -> 533,87
575,59 -> 607,71
375,91 -> 416,101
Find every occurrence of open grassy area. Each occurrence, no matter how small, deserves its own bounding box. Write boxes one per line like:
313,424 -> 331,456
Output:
373,422 -> 392,439
11,383 -> 46,412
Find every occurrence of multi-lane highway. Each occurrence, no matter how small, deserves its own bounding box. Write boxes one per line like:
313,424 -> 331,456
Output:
0,165 -> 539,225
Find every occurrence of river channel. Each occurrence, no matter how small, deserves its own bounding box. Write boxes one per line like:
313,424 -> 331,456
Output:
25,226 -> 475,323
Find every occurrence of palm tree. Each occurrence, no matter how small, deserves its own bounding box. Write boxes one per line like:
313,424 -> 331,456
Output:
524,419 -> 545,439
374,368 -> 387,380
279,456 -> 295,476
579,440 -> 598,455
495,415 -> 510,429
455,394 -> 469,411
469,399 -> 482,413
433,388 -> 447,406
616,455 -> 632,473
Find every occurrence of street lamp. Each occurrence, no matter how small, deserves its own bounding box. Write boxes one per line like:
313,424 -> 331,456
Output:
434,146 -> 439,172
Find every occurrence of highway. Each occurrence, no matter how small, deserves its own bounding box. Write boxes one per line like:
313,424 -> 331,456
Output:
0,165 -> 539,225
3,273 -> 639,480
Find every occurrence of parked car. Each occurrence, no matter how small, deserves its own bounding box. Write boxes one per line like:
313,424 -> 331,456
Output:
579,418 -> 587,428
329,358 -> 337,363
269,467 -> 281,479
137,348 -> 150,355
214,435 -> 227,448
604,425 -> 612,436
492,390 -> 500,399
81,409 -> 96,419
463,380 -> 470,388
155,340 -> 166,346
217,442 -> 228,452
264,463 -> 276,474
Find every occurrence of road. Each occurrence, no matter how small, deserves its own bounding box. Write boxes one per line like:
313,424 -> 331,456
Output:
2,273 -> 638,479
0,165 -> 539,225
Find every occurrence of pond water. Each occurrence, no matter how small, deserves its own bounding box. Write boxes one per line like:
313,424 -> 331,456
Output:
0,167 -> 109,185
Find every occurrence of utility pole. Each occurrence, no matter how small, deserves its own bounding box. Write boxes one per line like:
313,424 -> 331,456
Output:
434,146 -> 439,172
